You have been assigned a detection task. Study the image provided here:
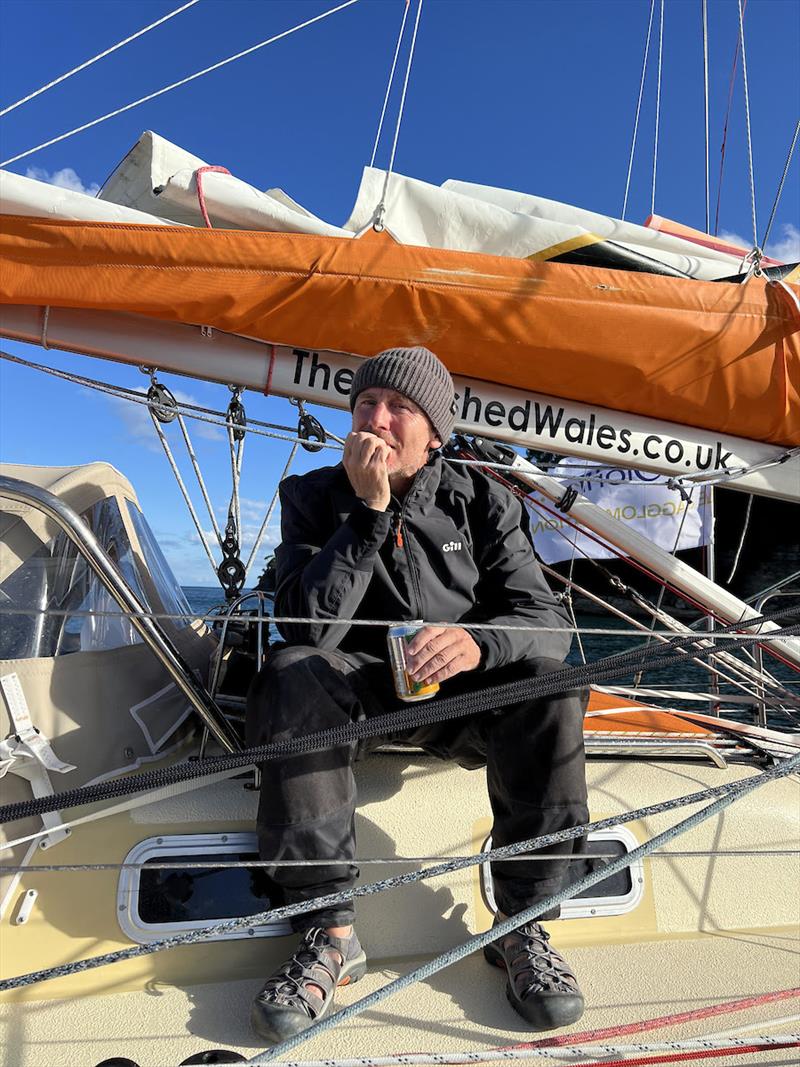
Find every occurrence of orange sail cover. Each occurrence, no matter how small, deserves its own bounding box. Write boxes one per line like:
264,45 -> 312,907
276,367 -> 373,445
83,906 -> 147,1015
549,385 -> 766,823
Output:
1,215 -> 798,446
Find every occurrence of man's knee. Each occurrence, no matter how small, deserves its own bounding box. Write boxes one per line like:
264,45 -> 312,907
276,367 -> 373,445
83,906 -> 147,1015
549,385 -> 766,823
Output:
246,644 -> 352,746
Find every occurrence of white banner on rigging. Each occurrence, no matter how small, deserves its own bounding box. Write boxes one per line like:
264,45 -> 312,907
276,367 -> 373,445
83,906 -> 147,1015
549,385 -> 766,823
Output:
530,464 -> 712,564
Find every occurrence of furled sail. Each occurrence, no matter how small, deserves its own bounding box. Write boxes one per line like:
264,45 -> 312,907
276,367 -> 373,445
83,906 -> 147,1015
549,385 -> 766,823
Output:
1,132 -> 798,448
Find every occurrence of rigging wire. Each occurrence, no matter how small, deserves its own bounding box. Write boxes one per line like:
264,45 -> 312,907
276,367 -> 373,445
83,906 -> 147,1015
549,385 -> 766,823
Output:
243,442 -> 298,576
368,0 -> 411,169
374,0 -> 424,229
651,0 -> 665,217
702,0 -> 710,233
0,0 -> 361,168
736,0 -> 758,250
147,402 -> 219,574
0,0 -> 200,118
622,0 -> 656,220
713,0 -> 748,236
761,118 -> 800,253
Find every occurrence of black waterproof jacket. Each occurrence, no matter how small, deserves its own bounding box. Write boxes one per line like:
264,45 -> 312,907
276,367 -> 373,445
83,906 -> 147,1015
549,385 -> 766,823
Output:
273,455 -> 572,669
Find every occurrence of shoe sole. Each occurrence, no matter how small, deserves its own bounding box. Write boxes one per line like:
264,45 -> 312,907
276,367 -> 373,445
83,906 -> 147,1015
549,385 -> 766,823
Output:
484,942 -> 584,1031
251,951 -> 368,1044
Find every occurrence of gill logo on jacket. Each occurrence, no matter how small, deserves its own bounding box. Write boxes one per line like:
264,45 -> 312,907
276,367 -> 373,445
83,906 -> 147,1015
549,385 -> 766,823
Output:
442,540 -> 463,553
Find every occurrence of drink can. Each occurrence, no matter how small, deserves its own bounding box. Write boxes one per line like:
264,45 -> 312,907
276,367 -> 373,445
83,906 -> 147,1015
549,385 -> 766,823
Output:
387,622 -> 440,701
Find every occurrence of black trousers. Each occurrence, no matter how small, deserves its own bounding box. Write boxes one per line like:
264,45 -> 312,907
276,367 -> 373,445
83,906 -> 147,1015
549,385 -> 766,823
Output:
246,645 -> 589,931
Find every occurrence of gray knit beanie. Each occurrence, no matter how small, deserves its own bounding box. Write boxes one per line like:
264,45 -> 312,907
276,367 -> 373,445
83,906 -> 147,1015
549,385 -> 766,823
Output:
349,346 -> 457,443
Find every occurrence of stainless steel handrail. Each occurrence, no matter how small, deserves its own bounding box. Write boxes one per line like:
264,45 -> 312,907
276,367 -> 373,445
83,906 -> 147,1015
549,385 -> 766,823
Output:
0,475 -> 241,753
584,736 -> 728,769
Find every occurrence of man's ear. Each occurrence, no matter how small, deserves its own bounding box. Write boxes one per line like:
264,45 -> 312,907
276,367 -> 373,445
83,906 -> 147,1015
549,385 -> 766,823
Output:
429,434 -> 442,451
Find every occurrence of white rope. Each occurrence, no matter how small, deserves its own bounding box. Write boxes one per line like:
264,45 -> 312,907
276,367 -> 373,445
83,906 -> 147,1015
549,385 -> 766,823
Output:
0,0 -> 361,167
177,412 -> 224,546
702,0 -> 710,233
148,407 -> 218,575
368,0 -> 411,169
226,414 -> 245,552
622,0 -> 656,219
261,1036 -> 800,1066
651,0 -> 665,216
0,0 -> 200,118
737,0 -> 758,249
244,442 -> 298,575
374,0 -> 424,229
727,492 -> 754,584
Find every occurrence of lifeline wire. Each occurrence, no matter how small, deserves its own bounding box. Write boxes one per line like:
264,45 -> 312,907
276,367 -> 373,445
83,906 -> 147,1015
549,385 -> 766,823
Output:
0,0 -> 200,117
2,611 -> 797,827
0,0 -> 361,167
250,747 -> 800,1062
0,768 -> 789,990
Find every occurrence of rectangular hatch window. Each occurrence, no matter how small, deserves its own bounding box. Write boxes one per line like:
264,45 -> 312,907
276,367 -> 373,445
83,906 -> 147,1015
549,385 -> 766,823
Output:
118,833 -> 292,943
481,826 -> 645,920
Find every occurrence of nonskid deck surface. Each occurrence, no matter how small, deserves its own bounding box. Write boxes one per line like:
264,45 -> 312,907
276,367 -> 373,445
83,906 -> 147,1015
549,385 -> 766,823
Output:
1,932 -> 798,1067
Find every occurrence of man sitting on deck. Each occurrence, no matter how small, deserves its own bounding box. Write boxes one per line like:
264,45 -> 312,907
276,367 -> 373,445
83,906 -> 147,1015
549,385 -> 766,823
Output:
246,346 -> 589,1042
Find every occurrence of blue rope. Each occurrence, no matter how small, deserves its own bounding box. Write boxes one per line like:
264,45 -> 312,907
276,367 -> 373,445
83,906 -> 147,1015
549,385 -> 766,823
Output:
248,748 -> 800,1063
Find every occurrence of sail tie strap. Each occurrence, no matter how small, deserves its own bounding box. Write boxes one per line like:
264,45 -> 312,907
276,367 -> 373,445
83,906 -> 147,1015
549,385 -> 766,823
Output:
195,165 -> 231,228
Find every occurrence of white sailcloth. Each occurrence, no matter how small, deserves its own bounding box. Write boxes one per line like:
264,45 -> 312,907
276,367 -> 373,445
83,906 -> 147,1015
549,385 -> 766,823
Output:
532,465 -> 712,564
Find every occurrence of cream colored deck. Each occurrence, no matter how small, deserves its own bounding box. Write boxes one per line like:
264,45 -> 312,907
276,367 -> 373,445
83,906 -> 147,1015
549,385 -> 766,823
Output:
1,754 -> 799,1065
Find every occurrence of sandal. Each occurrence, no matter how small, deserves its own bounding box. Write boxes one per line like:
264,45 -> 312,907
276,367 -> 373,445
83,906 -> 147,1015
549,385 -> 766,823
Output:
484,919 -> 584,1030
251,928 -> 367,1043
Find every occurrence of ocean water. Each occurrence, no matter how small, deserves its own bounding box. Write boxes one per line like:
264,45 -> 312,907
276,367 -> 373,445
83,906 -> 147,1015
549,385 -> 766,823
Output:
183,587 -> 798,731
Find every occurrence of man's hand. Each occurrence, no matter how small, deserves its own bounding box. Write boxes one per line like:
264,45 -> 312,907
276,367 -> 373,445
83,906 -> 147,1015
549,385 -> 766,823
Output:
343,431 -> 391,511
406,626 -> 481,686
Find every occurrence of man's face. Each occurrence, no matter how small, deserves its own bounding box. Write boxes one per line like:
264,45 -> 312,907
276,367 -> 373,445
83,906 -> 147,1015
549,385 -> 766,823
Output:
351,387 -> 441,479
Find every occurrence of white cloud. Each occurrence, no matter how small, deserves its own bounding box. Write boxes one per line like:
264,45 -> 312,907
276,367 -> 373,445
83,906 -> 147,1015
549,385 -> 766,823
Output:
765,223 -> 800,265
717,230 -> 750,255
172,390 -> 225,442
718,225 -> 800,265
110,389 -> 226,448
25,165 -> 100,197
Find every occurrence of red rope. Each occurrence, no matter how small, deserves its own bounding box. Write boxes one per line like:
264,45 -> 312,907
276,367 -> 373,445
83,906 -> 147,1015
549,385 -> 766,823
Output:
506,987 -> 800,1050
573,1039 -> 800,1067
194,165 -> 231,228
264,343 -> 277,396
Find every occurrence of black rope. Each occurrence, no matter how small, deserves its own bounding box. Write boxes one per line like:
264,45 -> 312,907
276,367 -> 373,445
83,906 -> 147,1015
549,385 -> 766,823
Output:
2,608 -> 797,827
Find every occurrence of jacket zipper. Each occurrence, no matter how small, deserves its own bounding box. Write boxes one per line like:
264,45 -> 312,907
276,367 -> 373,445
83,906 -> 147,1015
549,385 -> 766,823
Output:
397,499 -> 424,619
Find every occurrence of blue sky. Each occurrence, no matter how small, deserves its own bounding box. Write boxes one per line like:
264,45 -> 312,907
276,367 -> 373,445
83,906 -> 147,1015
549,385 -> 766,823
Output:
1,0 -> 798,586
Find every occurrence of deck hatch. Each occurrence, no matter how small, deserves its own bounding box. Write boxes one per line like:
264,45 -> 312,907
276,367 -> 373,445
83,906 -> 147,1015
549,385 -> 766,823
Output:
117,833 -> 293,943
480,826 -> 645,919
